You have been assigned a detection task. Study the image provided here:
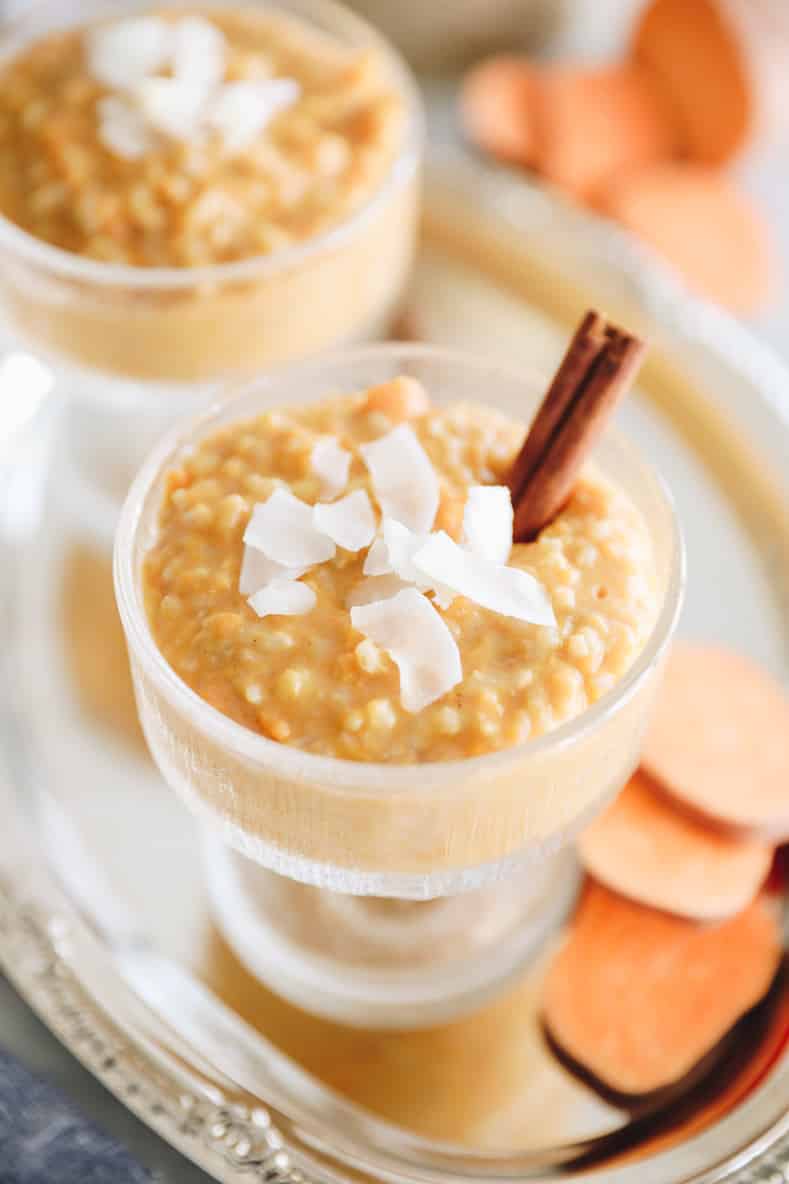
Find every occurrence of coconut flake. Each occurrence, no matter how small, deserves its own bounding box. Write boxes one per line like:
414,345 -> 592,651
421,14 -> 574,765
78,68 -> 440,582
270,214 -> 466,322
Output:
244,488 -> 335,568
413,532 -> 556,627
346,574 -> 409,608
351,589 -> 462,712
375,518 -> 455,607
136,77 -> 209,141
87,17 -> 172,91
463,486 -> 513,564
360,424 -> 439,534
239,547 -> 307,597
207,79 -> 300,154
313,490 -> 376,552
248,578 -> 316,619
97,96 -> 154,160
311,437 -> 351,501
363,535 -> 392,577
171,16 -> 226,93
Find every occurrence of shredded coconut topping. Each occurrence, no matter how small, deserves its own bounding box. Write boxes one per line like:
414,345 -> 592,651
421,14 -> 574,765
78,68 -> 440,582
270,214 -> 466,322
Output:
351,589 -> 462,712
413,531 -> 556,627
311,436 -> 351,501
463,485 -> 513,565
96,95 -> 153,161
89,15 -> 299,158
234,423 -> 555,713
313,490 -> 376,552
239,547 -> 307,597
244,488 -> 336,568
87,17 -> 172,92
346,573 -> 409,608
360,424 -> 439,534
207,79 -> 301,155
171,16 -> 226,94
248,578 -> 316,619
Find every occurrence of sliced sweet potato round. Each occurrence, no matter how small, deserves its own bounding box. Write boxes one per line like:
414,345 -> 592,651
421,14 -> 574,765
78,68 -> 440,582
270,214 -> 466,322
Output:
459,56 -> 537,166
642,644 -> 789,840
543,882 -> 781,1100
599,164 -> 773,314
632,0 -> 752,165
579,772 -> 772,921
533,64 -> 677,202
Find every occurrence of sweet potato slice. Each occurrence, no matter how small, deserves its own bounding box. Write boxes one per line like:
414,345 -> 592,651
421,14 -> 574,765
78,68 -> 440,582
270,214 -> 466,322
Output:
460,56 -> 537,166
532,64 -> 677,201
642,644 -> 789,840
579,772 -> 772,921
599,164 -> 773,314
543,882 -> 781,1099
632,0 -> 752,165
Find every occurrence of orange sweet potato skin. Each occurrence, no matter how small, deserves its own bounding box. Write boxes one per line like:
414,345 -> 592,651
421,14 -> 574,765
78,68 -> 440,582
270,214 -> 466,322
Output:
532,64 -> 677,202
642,644 -> 789,838
543,882 -> 781,1099
460,57 -> 537,166
579,772 -> 772,921
598,165 -> 774,315
632,0 -> 752,166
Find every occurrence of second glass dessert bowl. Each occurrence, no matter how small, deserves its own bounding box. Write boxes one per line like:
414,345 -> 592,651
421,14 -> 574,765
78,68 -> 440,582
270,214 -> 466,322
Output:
0,0 -> 422,392
115,344 -> 684,1028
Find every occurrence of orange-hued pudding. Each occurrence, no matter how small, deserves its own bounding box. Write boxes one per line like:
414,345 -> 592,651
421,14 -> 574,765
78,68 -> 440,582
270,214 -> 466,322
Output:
143,379 -> 658,762
117,348 -> 680,883
0,3 -> 420,380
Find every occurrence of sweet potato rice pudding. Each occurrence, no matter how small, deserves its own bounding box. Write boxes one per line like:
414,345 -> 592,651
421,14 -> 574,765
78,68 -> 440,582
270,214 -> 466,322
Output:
143,378 -> 659,764
0,8 -> 404,265
0,7 -> 416,379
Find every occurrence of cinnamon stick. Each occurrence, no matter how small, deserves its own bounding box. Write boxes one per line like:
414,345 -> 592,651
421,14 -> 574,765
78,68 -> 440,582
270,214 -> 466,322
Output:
510,310 -> 645,542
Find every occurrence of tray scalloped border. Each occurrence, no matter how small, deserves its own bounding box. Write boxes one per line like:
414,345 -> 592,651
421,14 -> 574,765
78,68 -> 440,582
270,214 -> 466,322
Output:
0,154 -> 788,1184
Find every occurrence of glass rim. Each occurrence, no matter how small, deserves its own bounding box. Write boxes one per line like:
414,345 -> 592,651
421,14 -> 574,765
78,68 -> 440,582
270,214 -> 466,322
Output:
0,0 -> 423,290
114,341 -> 686,793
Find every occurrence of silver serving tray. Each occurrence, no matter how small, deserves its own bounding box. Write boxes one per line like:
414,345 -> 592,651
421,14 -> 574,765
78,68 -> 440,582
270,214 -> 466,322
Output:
0,154 -> 788,1183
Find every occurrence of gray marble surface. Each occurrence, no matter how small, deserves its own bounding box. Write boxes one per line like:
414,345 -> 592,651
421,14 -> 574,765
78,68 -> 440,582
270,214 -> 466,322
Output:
0,977 -> 211,1182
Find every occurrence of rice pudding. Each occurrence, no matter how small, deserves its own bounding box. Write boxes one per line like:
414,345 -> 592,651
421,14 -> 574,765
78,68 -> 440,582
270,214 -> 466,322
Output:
143,377 -> 659,763
0,4 -> 419,379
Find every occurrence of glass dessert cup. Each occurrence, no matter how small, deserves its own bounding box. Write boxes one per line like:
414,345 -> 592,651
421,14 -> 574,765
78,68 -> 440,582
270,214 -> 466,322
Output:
0,0 -> 422,391
115,344 -> 685,1028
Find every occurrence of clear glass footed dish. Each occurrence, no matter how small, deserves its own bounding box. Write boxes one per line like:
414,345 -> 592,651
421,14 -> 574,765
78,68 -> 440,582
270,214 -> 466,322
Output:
114,344 -> 685,900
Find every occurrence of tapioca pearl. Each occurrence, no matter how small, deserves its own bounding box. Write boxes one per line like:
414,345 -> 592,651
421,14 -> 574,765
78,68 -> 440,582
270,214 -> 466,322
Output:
259,630 -> 295,653
276,667 -> 312,701
183,502 -> 214,529
554,586 -> 576,612
435,706 -> 462,736
188,451 -> 220,478
506,711 -> 532,744
217,493 -> 249,534
222,456 -> 246,481
589,671 -> 617,699
355,638 -> 386,674
343,709 -> 364,733
576,543 -> 599,569
160,594 -> 182,619
366,698 -> 397,731
243,473 -> 281,500
548,661 -> 587,717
